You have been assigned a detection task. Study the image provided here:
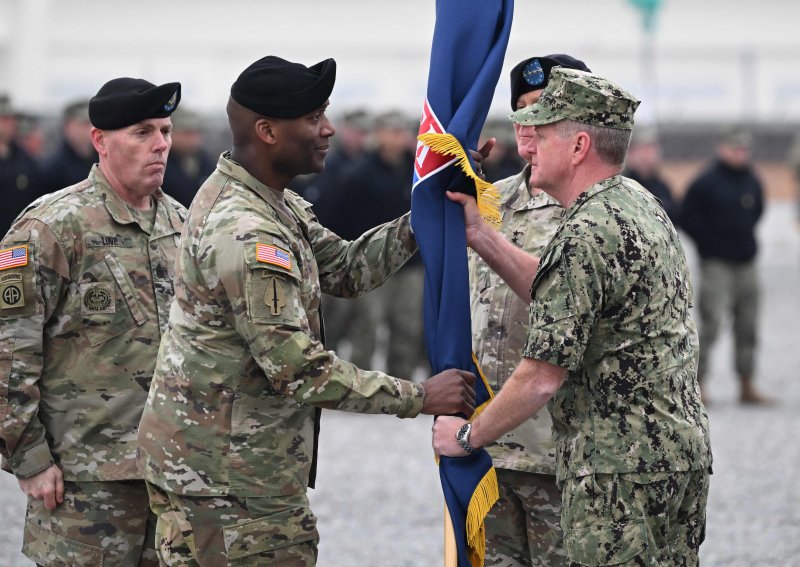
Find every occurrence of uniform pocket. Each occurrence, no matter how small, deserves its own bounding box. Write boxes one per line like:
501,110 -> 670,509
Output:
222,506 -> 317,560
80,253 -> 148,346
564,519 -> 647,565
0,328 -> 15,419
23,519 -> 104,566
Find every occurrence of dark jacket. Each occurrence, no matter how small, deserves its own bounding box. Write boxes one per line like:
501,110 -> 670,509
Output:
39,140 -> 97,194
1,141 -> 44,236
624,167 -> 680,227
681,159 -> 764,262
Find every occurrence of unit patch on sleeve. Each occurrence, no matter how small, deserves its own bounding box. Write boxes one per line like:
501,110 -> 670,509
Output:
256,243 -> 292,270
0,273 -> 25,309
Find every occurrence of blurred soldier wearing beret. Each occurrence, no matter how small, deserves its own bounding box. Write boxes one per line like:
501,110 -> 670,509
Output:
472,54 -> 589,567
436,68 -> 712,566
137,55 -> 477,566
0,77 -> 186,566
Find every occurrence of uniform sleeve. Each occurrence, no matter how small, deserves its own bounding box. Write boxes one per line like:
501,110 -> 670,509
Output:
0,219 -> 70,478
523,238 -> 605,371
210,232 -> 425,418
308,212 -> 418,298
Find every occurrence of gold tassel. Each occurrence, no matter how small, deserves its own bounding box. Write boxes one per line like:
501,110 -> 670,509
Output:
418,132 -> 502,229
471,351 -> 495,418
466,466 -> 500,567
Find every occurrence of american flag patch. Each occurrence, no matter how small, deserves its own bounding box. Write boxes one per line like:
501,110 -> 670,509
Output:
0,245 -> 28,271
256,243 -> 292,270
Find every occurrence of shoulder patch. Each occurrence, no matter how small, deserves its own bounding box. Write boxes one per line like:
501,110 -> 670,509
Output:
256,243 -> 292,270
0,245 -> 28,271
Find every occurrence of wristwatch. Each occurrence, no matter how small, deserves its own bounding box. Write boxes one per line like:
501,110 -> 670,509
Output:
455,422 -> 477,455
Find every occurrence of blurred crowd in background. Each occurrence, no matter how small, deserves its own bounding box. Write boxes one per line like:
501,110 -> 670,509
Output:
2,92 -> 799,381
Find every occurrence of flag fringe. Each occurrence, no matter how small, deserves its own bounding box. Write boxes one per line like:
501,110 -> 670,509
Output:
471,351 -> 494,418
417,132 -> 502,229
466,465 -> 499,567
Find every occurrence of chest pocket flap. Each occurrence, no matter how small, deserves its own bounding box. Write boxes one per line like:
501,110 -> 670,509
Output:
79,253 -> 148,346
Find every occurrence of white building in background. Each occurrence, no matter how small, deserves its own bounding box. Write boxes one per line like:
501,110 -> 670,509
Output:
0,0 -> 799,122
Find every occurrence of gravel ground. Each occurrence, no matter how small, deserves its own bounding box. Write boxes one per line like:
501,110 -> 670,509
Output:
1,202 -> 798,566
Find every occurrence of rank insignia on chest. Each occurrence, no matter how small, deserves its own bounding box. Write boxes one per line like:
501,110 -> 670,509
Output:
263,275 -> 287,316
256,243 -> 292,270
0,272 -> 25,309
0,245 -> 28,271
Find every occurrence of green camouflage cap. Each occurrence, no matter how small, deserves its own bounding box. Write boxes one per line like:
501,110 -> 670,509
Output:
508,67 -> 640,130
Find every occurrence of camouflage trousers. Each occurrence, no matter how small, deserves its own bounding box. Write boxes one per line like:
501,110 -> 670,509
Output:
22,479 -> 157,567
484,469 -> 566,567
560,470 -> 710,566
146,482 -> 318,566
697,259 -> 759,381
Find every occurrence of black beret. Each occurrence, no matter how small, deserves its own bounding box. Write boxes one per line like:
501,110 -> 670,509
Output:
89,78 -> 181,130
231,56 -> 336,119
509,54 -> 590,110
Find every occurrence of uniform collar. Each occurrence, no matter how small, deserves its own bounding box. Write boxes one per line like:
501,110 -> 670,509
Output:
216,152 -> 287,212
501,164 -> 561,212
564,174 -> 624,219
89,164 -> 181,236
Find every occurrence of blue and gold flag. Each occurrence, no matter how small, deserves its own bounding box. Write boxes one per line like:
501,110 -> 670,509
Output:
410,1 -> 514,565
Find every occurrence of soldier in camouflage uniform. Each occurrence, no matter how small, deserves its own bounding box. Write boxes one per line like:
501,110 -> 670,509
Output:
471,54 -> 589,567
435,67 -> 712,566
136,55 -> 476,566
0,78 -> 185,566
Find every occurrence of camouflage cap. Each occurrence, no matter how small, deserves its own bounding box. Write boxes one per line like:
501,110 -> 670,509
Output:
508,68 -> 640,130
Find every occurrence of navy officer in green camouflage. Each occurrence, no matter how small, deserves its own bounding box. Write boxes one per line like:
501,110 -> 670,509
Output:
471,54 -> 590,567
137,55 -> 476,566
435,67 -> 712,565
0,78 -> 185,565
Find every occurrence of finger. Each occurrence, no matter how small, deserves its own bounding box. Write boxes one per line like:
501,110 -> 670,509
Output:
461,370 -> 477,386
42,485 -> 56,511
478,137 -> 496,158
464,385 -> 476,407
462,400 -> 475,418
55,477 -> 65,505
445,190 -> 469,205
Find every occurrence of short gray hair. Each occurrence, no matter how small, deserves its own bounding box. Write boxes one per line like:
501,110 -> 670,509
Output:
553,119 -> 631,167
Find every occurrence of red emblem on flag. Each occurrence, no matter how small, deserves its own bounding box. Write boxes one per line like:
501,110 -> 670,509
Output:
414,99 -> 456,186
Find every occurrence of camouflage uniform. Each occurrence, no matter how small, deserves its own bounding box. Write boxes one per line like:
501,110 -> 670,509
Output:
137,153 -> 425,565
523,175 -> 712,565
0,165 -> 185,566
469,165 -> 567,566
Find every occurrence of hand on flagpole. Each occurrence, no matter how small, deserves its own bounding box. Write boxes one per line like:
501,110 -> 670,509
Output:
445,190 -> 487,248
432,415 -> 470,457
420,369 -> 477,417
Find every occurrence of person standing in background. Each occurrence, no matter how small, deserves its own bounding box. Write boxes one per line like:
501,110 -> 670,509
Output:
39,98 -> 98,193
0,94 -> 43,236
681,126 -> 771,405
160,106 -> 216,208
623,125 -> 679,225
